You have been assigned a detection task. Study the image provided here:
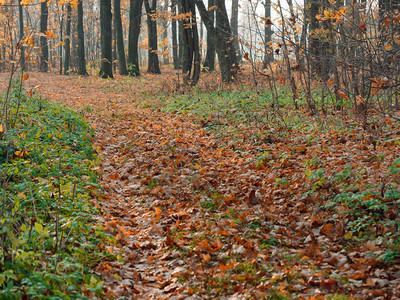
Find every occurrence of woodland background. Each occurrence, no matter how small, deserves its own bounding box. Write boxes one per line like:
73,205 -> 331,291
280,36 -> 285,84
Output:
0,0 -> 400,298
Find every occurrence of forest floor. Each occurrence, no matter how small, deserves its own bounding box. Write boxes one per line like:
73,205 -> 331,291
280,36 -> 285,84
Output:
4,70 -> 400,299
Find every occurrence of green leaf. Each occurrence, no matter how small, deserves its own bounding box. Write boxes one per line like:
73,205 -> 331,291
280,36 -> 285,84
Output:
34,222 -> 43,234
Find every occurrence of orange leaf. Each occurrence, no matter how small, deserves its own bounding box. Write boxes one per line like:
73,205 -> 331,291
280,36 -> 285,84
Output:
23,74 -> 29,81
28,89 -> 33,97
219,261 -> 236,272
243,53 -> 249,61
359,22 -> 367,31
337,90 -> 349,100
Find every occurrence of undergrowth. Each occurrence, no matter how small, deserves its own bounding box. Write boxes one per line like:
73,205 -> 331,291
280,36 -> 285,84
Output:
0,79 -> 112,298
152,85 -> 400,261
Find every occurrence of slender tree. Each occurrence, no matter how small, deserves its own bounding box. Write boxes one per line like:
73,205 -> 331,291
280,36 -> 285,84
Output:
144,0 -> 161,73
171,0 -> 179,69
128,0 -> 144,76
64,2 -> 71,75
40,0 -> 50,72
18,0 -> 25,71
100,0 -> 113,78
263,0 -> 273,67
195,0 -> 238,82
58,3 -> 64,74
114,0 -> 128,75
203,0 -> 215,71
231,0 -> 240,58
77,0 -> 87,75
181,0 -> 200,85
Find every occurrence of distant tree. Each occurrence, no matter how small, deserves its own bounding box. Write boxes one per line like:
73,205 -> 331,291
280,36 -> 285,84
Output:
128,0 -> 143,76
180,0 -> 200,85
64,2 -> 71,75
114,0 -> 128,75
263,0 -> 273,67
231,0 -> 240,59
40,0 -> 50,72
144,0 -> 161,73
171,0 -> 179,69
18,0 -> 25,71
77,0 -> 87,75
203,0 -> 215,71
308,0 -> 331,81
196,0 -> 239,82
161,0 -> 169,65
100,0 -> 113,78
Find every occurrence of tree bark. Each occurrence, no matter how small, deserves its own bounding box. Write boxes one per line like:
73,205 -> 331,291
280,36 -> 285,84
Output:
77,0 -> 88,75
231,0 -> 240,58
64,2 -> 71,75
114,0 -> 128,75
203,0 -> 215,71
18,0 -> 25,71
171,0 -> 179,69
40,0 -> 49,72
144,0 -> 161,74
128,0 -> 143,76
196,0 -> 238,81
263,0 -> 273,68
100,0 -> 113,78
309,0 -> 331,81
181,0 -> 200,85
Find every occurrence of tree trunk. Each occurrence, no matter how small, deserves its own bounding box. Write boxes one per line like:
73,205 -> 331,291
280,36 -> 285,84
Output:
231,0 -> 240,59
40,0 -> 49,72
77,0 -> 87,75
171,0 -> 179,69
196,0 -> 238,81
114,0 -> 128,75
64,2 -> 71,75
308,0 -> 331,81
18,0 -> 25,71
59,3 -> 63,74
203,0 -> 215,71
181,0 -> 200,85
128,0 -> 143,76
161,0 -> 169,65
263,0 -> 273,68
144,0 -> 161,74
100,0 -> 113,78
178,1 -> 183,68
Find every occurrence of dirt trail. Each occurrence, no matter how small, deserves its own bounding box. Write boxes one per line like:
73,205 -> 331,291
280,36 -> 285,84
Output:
18,72 -> 206,298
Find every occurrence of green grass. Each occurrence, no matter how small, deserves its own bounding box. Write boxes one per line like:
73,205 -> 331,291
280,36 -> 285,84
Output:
0,80 -> 112,298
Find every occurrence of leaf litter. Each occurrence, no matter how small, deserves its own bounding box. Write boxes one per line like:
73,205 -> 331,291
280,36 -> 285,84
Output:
5,71 -> 400,299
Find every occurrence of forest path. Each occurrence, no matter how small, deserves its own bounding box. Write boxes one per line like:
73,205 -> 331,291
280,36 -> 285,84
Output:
2,72 -> 399,299
19,71 -> 208,299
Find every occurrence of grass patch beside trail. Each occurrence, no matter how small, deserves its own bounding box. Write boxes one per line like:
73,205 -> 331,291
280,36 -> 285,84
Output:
0,81 -> 112,298
147,85 -> 400,296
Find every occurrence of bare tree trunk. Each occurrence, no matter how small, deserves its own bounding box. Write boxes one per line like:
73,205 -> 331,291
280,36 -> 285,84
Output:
231,0 -> 240,59
128,0 -> 143,76
64,2 -> 71,75
171,0 -> 179,69
181,0 -> 200,85
114,0 -> 128,75
144,0 -> 161,73
40,0 -> 49,72
18,0 -> 25,71
77,0 -> 87,75
100,0 -> 113,78
263,0 -> 273,68
203,0 -> 215,71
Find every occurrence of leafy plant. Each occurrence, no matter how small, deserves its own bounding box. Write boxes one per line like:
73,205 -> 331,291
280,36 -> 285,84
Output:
0,83 -> 111,298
